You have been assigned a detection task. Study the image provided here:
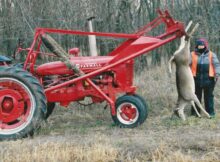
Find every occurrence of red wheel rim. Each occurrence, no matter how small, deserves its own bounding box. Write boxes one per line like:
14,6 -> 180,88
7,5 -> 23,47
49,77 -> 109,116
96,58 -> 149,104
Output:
0,78 -> 35,134
117,102 -> 139,125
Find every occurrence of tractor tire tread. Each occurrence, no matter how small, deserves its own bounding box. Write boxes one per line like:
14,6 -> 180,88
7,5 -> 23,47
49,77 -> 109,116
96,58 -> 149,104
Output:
112,95 -> 148,128
0,67 -> 46,140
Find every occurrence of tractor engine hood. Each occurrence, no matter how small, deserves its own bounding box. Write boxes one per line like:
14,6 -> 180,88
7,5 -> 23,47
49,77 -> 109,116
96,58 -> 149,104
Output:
36,56 -> 113,76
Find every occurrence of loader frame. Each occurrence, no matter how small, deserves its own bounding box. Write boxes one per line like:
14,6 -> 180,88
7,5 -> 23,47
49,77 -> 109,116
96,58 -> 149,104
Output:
19,9 -> 185,116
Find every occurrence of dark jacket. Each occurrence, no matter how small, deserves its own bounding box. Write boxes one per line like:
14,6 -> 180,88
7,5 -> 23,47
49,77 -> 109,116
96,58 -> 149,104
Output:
190,50 -> 220,87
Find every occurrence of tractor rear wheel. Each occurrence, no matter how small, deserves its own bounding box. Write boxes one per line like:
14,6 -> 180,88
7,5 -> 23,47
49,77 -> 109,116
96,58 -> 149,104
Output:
0,67 -> 46,140
45,102 -> 55,119
112,95 -> 148,128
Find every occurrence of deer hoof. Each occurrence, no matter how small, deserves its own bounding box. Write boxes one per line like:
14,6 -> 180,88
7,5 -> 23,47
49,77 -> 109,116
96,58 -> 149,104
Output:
177,110 -> 186,121
173,110 -> 181,118
197,114 -> 201,118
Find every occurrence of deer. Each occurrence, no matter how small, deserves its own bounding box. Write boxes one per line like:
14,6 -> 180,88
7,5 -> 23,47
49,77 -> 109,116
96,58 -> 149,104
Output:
168,21 -> 211,120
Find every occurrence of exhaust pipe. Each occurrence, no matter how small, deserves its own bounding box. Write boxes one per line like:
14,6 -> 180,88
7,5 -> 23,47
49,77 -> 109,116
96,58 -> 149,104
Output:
87,16 -> 98,56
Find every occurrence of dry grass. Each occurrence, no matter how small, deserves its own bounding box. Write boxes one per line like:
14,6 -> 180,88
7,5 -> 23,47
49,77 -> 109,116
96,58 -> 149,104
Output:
0,136 -> 118,162
1,63 -> 220,162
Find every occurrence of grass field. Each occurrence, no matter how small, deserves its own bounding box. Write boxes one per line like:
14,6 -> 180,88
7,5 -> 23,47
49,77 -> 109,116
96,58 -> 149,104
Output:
1,63 -> 220,162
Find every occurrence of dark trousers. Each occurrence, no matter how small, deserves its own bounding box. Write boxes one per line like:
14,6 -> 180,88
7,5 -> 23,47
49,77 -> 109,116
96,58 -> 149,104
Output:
191,82 -> 215,116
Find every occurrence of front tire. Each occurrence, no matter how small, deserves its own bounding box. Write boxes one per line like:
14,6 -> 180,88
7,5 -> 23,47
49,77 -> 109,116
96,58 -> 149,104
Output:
132,94 -> 148,123
0,67 -> 46,140
112,95 -> 148,128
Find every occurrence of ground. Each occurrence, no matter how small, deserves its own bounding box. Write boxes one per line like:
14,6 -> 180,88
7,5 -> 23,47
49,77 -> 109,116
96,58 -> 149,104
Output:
1,64 -> 220,162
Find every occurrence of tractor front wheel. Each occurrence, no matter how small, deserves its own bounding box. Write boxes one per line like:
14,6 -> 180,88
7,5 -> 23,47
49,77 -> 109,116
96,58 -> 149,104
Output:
0,67 -> 46,140
112,95 -> 148,128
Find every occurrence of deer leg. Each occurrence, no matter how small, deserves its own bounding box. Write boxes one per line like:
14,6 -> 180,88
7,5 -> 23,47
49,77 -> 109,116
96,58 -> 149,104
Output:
185,21 -> 193,32
191,101 -> 201,117
177,102 -> 188,121
168,55 -> 175,75
171,106 -> 180,119
192,94 -> 211,118
188,23 -> 199,37
173,107 -> 186,121
173,99 -> 188,121
178,21 -> 193,47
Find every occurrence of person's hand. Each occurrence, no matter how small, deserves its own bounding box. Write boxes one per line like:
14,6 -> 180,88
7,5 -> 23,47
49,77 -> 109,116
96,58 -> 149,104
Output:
215,76 -> 218,83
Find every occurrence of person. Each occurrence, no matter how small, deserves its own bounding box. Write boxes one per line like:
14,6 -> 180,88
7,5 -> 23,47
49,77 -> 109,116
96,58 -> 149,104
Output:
190,38 -> 220,118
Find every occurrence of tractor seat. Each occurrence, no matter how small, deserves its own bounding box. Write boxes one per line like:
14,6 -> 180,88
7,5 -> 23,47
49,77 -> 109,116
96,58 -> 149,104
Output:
0,55 -> 12,63
36,56 -> 114,76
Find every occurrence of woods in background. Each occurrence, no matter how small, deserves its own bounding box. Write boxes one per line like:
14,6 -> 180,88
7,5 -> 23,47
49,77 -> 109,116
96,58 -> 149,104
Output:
0,0 -> 220,70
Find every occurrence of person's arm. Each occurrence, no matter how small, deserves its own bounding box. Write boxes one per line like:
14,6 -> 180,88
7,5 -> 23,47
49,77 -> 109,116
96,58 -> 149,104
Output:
212,52 -> 220,81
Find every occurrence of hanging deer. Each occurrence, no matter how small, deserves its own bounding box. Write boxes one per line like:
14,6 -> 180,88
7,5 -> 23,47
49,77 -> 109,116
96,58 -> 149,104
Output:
168,21 -> 211,120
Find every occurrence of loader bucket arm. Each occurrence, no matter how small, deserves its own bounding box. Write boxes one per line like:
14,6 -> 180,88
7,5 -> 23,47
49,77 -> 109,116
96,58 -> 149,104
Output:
108,9 -> 185,57
108,9 -> 185,63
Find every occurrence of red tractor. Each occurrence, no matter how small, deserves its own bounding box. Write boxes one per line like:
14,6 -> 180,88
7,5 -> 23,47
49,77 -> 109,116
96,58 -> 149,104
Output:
0,10 -> 185,140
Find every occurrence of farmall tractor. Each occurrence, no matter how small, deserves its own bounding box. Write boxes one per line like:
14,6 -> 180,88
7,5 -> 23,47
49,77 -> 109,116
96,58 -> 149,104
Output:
0,10 -> 186,140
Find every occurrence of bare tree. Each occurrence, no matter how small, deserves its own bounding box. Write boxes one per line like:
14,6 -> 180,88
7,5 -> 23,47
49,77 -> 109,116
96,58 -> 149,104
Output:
0,0 -> 219,71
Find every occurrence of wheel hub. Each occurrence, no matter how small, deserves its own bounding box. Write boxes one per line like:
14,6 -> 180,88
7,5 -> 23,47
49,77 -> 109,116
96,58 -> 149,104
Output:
0,89 -> 25,123
2,97 -> 13,112
120,104 -> 137,121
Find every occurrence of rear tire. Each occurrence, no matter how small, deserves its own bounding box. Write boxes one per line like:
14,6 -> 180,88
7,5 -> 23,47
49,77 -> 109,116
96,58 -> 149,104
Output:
0,67 -> 46,140
112,95 -> 148,128
45,102 -> 55,119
